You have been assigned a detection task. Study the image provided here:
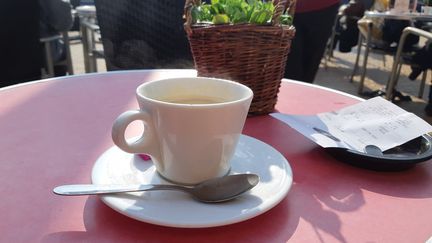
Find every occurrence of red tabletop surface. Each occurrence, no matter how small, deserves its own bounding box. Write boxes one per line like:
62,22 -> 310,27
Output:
1,70 -> 431,242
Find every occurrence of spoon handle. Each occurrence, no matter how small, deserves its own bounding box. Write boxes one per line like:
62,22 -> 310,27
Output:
53,184 -> 184,196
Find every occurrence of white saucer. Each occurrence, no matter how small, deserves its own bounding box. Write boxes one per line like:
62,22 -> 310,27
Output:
91,135 -> 293,228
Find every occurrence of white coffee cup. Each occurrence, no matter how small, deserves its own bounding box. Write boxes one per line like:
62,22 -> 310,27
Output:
112,77 -> 253,185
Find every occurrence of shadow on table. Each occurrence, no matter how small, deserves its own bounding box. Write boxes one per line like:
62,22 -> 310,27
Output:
41,194 -> 297,242
314,145 -> 432,198
285,145 -> 432,242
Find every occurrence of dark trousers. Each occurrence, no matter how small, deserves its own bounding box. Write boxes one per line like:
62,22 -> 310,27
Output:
284,3 -> 339,83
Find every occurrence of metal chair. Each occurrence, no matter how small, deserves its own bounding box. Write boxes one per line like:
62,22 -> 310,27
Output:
324,12 -> 343,69
386,26 -> 432,100
76,5 -> 104,73
350,19 -> 427,95
325,0 -> 374,70
40,31 -> 74,78
324,4 -> 364,69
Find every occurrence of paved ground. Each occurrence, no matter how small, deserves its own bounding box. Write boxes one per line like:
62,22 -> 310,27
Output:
68,32 -> 432,123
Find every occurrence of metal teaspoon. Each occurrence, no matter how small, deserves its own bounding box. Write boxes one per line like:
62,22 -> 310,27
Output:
53,173 -> 259,203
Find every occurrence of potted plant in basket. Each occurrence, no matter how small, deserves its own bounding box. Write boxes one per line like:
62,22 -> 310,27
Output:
188,0 -> 293,25
184,0 -> 296,115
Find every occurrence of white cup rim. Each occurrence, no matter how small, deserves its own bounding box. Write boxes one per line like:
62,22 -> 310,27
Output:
136,77 -> 254,108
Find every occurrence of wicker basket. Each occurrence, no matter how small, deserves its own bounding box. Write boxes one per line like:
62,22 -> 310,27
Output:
184,0 -> 296,115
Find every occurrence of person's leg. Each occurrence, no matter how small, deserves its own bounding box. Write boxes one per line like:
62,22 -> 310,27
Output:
284,19 -> 305,81
287,3 -> 339,83
302,4 -> 339,82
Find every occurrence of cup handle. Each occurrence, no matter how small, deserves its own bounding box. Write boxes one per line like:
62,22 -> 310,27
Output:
111,110 -> 159,156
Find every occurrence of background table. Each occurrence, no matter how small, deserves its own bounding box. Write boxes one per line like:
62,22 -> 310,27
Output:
364,10 -> 432,21
1,70 -> 431,242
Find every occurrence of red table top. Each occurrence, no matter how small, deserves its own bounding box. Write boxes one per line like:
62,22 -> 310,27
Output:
1,70 -> 431,242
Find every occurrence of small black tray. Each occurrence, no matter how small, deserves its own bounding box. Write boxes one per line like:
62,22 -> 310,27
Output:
325,134 -> 432,171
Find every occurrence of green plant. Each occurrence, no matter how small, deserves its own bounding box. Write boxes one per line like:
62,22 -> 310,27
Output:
191,0 -> 292,25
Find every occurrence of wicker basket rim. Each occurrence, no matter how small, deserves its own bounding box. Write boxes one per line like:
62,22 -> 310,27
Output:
190,23 -> 295,31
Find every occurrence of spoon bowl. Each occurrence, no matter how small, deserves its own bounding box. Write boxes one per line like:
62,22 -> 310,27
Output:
53,173 -> 259,203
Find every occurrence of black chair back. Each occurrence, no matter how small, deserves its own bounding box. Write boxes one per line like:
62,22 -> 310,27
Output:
94,0 -> 193,70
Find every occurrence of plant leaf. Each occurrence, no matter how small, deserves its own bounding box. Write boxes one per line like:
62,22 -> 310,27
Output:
212,14 -> 230,24
192,0 -> 286,26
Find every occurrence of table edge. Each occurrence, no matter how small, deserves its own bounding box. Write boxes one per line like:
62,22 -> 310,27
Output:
1,70 -> 363,102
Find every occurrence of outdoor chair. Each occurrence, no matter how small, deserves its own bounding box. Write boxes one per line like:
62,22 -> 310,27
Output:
93,0 -> 193,70
324,12 -> 344,69
76,5 -> 104,73
350,18 -> 427,95
386,26 -> 432,100
324,0 -> 374,69
40,31 -> 74,78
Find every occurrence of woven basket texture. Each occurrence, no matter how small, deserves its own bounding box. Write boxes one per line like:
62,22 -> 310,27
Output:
185,0 -> 296,115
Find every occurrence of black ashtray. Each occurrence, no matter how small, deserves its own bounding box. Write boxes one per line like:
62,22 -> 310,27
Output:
325,134 -> 432,171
